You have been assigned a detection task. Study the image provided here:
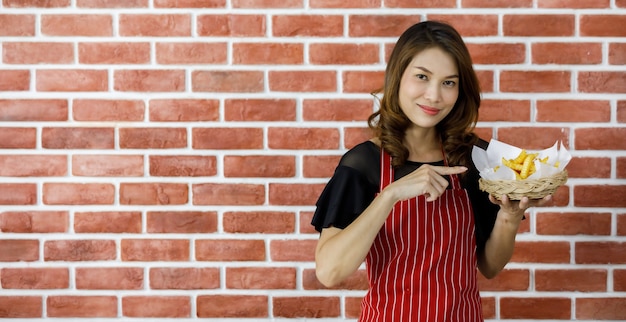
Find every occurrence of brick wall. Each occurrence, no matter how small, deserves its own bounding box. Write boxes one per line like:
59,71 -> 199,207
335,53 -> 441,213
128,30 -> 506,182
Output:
0,0 -> 625,320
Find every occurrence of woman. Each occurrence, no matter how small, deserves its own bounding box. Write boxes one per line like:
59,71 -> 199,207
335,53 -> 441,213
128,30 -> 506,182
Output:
311,21 -> 552,321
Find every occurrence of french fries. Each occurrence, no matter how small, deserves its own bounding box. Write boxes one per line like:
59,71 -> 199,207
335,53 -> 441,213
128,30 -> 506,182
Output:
499,149 -> 542,180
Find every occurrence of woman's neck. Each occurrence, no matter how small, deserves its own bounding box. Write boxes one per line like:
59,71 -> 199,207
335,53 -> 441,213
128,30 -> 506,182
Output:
403,126 -> 442,163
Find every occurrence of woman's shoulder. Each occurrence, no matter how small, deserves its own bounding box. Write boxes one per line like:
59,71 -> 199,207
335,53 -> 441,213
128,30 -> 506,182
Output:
339,140 -> 380,170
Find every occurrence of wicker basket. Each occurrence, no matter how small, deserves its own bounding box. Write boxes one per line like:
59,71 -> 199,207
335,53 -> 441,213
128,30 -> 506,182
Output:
478,170 -> 568,200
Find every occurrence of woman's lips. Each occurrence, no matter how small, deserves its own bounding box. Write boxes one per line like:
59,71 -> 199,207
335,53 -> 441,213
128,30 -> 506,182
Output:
419,104 -> 440,116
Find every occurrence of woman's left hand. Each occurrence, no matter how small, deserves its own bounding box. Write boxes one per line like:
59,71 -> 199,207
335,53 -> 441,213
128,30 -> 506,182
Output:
489,194 -> 553,219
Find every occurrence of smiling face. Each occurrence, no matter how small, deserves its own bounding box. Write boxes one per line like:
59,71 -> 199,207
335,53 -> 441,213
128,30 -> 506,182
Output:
398,46 -> 460,132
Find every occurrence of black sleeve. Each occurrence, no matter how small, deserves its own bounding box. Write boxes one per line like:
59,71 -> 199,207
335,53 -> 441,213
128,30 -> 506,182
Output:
467,139 -> 500,254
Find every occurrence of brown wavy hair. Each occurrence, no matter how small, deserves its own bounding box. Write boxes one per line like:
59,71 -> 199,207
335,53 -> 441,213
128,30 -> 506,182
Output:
368,20 -> 481,170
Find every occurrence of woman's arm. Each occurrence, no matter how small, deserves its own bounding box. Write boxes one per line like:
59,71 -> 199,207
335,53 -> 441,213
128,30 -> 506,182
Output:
477,194 -> 553,279
315,165 -> 468,287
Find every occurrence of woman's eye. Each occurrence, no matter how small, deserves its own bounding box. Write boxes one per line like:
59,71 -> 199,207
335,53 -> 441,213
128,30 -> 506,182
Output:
416,74 -> 428,80
443,80 -> 456,87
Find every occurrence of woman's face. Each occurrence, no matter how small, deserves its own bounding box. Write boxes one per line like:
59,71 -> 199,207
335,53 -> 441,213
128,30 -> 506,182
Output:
398,46 -> 459,131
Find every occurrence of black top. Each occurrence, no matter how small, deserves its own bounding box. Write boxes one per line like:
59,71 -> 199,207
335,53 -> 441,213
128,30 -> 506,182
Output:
311,140 -> 500,253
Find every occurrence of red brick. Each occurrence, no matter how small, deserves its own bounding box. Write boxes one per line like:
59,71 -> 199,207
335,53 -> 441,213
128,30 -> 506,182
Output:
149,155 -> 217,177
47,296 -> 117,317
500,71 -> 571,93
620,213 -> 626,236
223,211 -> 295,234
156,42 -> 227,64
196,239 -> 265,261
42,127 -> 114,149
467,43 -> 525,64
462,0 -> 531,7
579,71 -> 626,93
0,99 -> 68,122
43,183 -> 115,205
576,298 -> 626,319
192,183 -> 265,205
346,296 -> 364,318
273,296 -> 340,318
348,15 -> 418,37
74,211 -> 142,233
0,296 -> 41,318
303,155 -> 341,178
615,269 -> 626,291
536,100 -> 610,122
154,0 -> 225,7
1,268 -> 68,289
574,185 -> 626,207
510,241 -> 570,263
78,42 -> 150,64
477,269 -> 530,291
581,15 -> 626,36
0,128 -> 35,148
343,70 -> 385,93
500,297 -> 571,319
73,99 -> 144,121
537,212 -> 611,235
302,268 -> 368,290
0,184 -> 36,205
299,211 -> 317,234
504,14 -> 575,36
496,127 -> 570,150
269,70 -> 337,92
76,267 -> 143,290
619,101 -> 626,123
532,42 -> 602,64
576,127 -> 626,150
41,14 -> 112,36
0,211 -> 68,233
119,183 -> 188,205
224,155 -> 295,178
44,240 -> 116,261
310,43 -> 378,65
476,70 -> 494,93
233,0 -> 301,6
119,14 -> 190,36
5,0 -> 69,6
609,42 -> 626,65
270,239 -> 317,261
114,70 -> 185,92
119,128 -> 187,149
619,157 -> 626,179
122,296 -> 190,317
122,239 -> 189,261
576,241 -> 626,264
147,211 -> 217,233
535,269 -> 607,292
273,15 -> 343,37
197,295 -> 268,318
224,99 -> 296,121
226,267 -> 296,289
77,0 -> 148,7
310,0 -> 379,8
0,155 -> 67,177
150,267 -> 219,289
37,69 -> 108,92
478,99 -> 531,122
149,99 -> 218,122
0,14 -> 35,36
0,239 -> 38,261
72,155 -> 143,176
269,183 -> 326,206
538,0 -> 609,7
303,99 -> 373,121
197,15 -> 265,37
3,42 -> 73,64
386,0 -> 453,7
233,42 -> 303,65
427,15 -> 499,36
0,70 -> 30,91
193,128 -> 264,149
269,127 -> 339,150
192,70 -> 264,92
345,126 -> 374,149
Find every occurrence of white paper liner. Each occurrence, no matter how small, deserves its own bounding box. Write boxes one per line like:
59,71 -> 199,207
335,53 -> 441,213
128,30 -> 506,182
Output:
472,139 -> 572,181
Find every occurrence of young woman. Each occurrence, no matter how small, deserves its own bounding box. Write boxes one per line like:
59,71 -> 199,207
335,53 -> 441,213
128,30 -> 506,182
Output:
311,21 -> 552,321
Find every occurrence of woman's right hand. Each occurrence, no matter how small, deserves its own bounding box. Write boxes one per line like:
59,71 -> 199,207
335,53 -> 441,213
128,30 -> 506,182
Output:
384,164 -> 468,202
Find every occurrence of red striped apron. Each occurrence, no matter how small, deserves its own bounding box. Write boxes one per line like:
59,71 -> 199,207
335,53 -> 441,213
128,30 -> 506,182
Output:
359,149 -> 482,322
